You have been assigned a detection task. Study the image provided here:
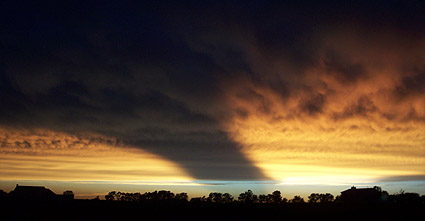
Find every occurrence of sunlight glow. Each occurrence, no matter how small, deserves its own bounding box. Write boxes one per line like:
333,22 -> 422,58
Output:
222,66 -> 425,184
0,128 -> 195,184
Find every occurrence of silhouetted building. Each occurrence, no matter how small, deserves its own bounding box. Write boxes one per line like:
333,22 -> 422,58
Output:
9,184 -> 59,201
341,186 -> 382,205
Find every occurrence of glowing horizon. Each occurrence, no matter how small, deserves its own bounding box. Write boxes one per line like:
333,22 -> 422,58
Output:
0,128 -> 196,183
1,1 -> 425,199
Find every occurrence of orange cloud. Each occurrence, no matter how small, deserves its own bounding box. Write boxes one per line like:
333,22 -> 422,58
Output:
0,127 -> 196,184
219,28 -> 425,184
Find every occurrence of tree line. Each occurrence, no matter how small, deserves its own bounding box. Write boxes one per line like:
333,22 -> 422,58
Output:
103,189 -> 425,205
103,189 -> 313,204
1,187 -> 424,205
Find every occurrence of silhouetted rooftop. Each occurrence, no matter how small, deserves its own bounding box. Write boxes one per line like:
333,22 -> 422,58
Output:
9,184 -> 57,200
341,186 -> 380,193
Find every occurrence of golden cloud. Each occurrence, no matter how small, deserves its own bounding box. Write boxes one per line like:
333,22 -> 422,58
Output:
0,127 -> 195,183
220,29 -> 425,184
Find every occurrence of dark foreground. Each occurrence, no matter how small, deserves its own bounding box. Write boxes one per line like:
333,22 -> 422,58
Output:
1,200 -> 424,221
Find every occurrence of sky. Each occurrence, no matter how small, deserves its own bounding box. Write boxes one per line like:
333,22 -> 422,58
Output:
1,0 -> 425,198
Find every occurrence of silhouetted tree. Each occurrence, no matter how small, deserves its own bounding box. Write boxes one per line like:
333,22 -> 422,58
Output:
319,193 -> 334,203
392,192 -> 421,204
258,191 -> 282,203
175,192 -> 188,201
119,192 -> 141,202
269,190 -> 282,203
116,191 -> 126,201
238,190 -> 258,203
308,193 -> 334,203
157,190 -> 175,200
222,193 -> 234,203
258,194 -> 268,203
290,195 -> 305,203
61,190 -> 74,200
105,191 -> 117,201
308,193 -> 320,203
142,191 -> 154,200
208,192 -> 224,203
190,196 -> 207,203
139,190 -> 175,201
334,195 -> 342,203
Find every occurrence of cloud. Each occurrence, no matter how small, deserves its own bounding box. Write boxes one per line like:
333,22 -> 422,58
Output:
0,72 -> 268,180
0,9 -> 270,180
332,96 -> 377,120
394,71 -> 425,99
299,93 -> 326,116
378,175 -> 425,183
1,1 -> 425,182
321,49 -> 367,84
0,128 -> 194,182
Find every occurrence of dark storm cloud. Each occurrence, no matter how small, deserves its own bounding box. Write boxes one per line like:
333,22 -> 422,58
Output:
43,81 -> 90,108
234,107 -> 249,119
1,0 -> 425,180
130,131 -> 266,180
332,96 -> 377,120
1,65 -> 266,179
0,1 -> 271,180
322,50 -> 366,84
403,108 -> 425,122
236,88 -> 272,115
299,93 -> 326,116
378,175 -> 425,182
0,71 -> 33,124
394,71 -> 425,99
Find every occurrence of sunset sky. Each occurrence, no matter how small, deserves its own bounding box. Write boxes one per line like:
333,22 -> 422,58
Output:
1,1 -> 425,198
